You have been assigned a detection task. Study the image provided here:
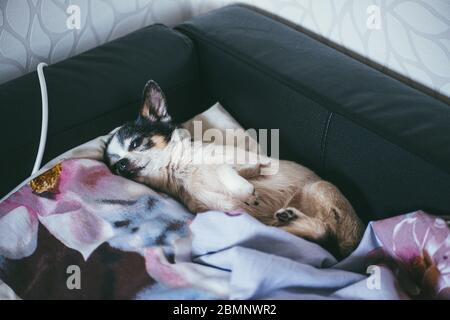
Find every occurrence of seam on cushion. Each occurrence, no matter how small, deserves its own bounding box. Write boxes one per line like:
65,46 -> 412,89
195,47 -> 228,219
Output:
178,26 -> 450,178
320,112 -> 333,173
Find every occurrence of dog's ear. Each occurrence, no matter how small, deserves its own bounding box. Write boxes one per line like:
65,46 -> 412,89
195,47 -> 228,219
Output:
138,80 -> 171,123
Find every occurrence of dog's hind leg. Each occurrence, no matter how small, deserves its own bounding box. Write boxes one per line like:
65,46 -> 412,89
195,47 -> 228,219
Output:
274,207 -> 329,243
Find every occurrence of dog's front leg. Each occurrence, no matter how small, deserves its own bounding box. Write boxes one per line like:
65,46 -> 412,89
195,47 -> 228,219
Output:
221,146 -> 262,179
234,162 -> 261,179
188,189 -> 239,213
217,165 -> 258,205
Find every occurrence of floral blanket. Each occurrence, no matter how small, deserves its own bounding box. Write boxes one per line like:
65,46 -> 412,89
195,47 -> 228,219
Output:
0,158 -> 448,300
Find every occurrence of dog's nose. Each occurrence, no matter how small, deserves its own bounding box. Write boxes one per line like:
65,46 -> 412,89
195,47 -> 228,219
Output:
116,158 -> 129,174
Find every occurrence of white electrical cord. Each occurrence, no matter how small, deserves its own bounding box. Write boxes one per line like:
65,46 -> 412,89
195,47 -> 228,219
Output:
32,62 -> 49,174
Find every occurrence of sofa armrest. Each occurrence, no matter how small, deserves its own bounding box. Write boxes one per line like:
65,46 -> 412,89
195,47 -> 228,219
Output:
0,25 -> 208,197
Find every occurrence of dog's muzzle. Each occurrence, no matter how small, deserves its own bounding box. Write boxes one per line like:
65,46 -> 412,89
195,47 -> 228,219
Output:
114,158 -> 140,178
115,158 -> 129,174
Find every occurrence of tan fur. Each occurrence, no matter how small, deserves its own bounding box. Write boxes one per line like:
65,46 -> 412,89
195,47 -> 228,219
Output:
151,135 -> 167,149
130,133 -> 364,258
107,81 -> 364,258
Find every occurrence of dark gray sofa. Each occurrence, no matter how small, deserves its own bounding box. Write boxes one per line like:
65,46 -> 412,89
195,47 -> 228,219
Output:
1,5 -> 449,222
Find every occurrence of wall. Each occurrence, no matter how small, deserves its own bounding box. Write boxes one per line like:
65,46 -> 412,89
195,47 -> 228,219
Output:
0,0 -> 449,101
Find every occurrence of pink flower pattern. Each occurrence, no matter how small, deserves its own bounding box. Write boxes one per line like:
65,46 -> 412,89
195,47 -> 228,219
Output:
372,211 -> 450,299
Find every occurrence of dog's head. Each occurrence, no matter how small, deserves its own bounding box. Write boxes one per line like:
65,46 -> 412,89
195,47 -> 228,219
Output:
104,80 -> 175,179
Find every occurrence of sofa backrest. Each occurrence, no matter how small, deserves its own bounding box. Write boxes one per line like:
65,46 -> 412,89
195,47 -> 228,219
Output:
178,5 -> 450,222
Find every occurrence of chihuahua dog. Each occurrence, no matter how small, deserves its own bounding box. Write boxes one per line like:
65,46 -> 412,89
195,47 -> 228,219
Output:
104,80 -> 364,257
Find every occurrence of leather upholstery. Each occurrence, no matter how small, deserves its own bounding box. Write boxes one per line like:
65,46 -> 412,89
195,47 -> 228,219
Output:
177,5 -> 450,221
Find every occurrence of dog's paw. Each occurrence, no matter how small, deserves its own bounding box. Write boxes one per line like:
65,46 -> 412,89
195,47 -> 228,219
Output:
274,208 -> 298,223
238,163 -> 261,179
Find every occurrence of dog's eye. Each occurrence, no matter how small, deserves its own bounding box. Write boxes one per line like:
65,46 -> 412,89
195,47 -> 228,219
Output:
129,137 -> 143,151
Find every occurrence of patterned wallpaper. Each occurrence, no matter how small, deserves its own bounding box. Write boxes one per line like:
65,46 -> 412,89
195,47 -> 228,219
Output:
0,0 -> 449,101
